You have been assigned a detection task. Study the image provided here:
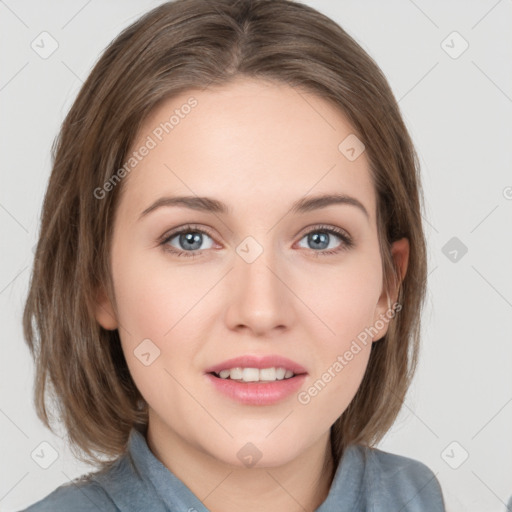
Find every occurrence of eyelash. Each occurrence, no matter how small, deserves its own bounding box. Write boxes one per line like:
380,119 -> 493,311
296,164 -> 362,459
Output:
159,223 -> 354,259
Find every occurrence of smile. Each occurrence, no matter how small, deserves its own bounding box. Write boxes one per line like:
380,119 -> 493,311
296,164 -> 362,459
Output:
212,367 -> 296,382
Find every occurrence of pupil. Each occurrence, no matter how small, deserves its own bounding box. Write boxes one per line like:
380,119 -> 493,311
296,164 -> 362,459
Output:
181,232 -> 201,250
310,232 -> 328,250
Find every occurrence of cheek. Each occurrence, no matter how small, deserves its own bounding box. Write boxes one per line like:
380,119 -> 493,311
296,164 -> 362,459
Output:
109,246 -> 206,395
294,254 -> 382,416
298,282 -> 376,427
298,253 -> 383,346
111,245 -> 203,340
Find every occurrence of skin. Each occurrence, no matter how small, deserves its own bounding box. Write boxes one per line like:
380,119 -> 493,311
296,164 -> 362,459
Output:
95,77 -> 409,512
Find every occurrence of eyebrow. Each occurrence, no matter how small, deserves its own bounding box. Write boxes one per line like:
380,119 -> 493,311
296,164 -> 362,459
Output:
138,193 -> 369,220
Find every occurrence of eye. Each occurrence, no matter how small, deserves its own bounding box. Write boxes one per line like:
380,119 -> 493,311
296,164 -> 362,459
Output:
160,224 -> 215,258
296,225 -> 354,256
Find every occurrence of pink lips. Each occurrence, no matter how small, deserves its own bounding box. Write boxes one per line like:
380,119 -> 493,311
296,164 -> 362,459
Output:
204,354 -> 307,375
204,354 -> 308,406
205,373 -> 307,405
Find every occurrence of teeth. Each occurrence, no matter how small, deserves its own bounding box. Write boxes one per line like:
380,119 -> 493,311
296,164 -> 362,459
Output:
216,367 -> 296,382
243,368 -> 260,382
275,367 -> 286,380
229,368 -> 243,380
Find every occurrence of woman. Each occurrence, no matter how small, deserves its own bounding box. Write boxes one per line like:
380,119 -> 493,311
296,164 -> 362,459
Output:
22,0 -> 444,510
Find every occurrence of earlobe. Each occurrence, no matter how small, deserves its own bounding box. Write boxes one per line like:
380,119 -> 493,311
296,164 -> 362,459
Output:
94,286 -> 118,330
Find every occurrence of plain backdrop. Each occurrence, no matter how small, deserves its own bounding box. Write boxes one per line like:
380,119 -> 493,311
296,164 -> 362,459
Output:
1,1 -> 511,511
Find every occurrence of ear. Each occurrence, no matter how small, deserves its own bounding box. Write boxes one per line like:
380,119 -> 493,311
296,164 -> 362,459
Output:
94,285 -> 118,330
372,237 -> 409,342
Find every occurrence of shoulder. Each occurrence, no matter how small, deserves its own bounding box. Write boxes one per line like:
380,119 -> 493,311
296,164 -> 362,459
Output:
353,445 -> 445,511
21,475 -> 118,512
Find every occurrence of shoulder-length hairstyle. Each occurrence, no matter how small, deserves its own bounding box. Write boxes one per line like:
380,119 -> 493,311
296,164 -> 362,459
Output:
23,0 -> 427,472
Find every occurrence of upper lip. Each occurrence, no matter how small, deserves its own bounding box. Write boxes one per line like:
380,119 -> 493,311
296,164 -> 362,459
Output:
205,354 -> 308,375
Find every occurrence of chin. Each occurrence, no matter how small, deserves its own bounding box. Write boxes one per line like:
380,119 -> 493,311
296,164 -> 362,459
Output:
205,437 -> 304,470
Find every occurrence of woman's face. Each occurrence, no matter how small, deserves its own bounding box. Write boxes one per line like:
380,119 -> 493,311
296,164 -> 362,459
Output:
96,77 -> 408,468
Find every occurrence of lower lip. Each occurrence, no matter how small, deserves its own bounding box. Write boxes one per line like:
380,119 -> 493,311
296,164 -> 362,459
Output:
205,373 -> 307,405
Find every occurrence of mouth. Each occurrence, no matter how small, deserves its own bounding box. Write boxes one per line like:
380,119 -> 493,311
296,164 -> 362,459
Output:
208,366 -> 306,383
204,354 -> 308,384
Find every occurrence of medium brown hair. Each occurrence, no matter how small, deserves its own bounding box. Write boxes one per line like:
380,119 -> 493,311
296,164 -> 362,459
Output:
23,0 -> 427,472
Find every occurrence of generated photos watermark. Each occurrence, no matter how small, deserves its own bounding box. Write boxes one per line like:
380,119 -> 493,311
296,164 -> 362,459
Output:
93,96 -> 198,199
297,301 -> 402,405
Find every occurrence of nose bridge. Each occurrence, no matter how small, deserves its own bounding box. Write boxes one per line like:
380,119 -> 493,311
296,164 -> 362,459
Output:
240,237 -> 277,287
225,232 -> 293,333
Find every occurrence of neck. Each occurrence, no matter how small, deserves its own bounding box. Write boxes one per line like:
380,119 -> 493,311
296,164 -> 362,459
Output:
146,417 -> 335,512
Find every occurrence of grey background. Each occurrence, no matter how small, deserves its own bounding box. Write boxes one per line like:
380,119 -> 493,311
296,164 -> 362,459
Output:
1,1 -> 511,511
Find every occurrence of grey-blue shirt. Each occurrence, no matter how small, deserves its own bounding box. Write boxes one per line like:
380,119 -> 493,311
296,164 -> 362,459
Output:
22,428 -> 445,511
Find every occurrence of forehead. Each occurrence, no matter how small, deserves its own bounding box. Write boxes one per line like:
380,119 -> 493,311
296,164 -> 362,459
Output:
118,77 -> 376,223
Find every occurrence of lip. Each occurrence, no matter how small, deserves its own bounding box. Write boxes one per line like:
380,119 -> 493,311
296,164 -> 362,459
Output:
204,354 -> 308,375
205,373 -> 307,405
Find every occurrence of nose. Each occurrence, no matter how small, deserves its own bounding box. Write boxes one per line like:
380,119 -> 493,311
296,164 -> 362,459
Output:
224,241 -> 295,337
